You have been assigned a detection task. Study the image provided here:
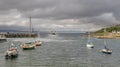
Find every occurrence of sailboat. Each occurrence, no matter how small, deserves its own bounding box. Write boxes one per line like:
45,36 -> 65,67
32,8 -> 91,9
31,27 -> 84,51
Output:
100,28 -> 112,54
5,43 -> 18,59
50,30 -> 57,35
22,16 -> 36,50
51,31 -> 56,35
34,32 -> 42,46
22,42 -> 36,50
86,32 -> 94,48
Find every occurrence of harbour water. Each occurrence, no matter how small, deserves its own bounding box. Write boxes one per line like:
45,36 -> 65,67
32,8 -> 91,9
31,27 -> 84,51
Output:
0,33 -> 120,67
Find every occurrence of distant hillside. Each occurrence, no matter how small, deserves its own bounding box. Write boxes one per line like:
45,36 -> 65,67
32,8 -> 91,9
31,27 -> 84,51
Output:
95,24 -> 120,33
0,30 -> 19,32
93,24 -> 120,38
0,30 -> 46,33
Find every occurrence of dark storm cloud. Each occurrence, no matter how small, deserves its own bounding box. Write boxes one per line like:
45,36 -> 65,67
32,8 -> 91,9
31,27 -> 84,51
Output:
18,0 -> 120,19
0,0 -> 120,31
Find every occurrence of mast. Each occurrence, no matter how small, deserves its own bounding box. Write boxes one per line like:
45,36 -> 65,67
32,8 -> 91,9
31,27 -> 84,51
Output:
87,27 -> 91,42
104,28 -> 107,46
88,24 -> 91,42
88,31 -> 90,40
29,16 -> 32,33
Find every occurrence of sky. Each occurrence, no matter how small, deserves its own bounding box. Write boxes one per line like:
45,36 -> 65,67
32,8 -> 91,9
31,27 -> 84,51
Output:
0,0 -> 120,32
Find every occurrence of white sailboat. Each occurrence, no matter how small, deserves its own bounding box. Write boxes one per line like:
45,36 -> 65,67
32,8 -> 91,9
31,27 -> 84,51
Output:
34,32 -> 42,46
100,28 -> 112,54
86,31 -> 94,48
22,16 -> 36,50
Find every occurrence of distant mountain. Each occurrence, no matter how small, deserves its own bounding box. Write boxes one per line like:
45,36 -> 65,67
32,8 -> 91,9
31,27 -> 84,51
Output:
54,31 -> 85,33
0,29 -> 33,32
0,29 -> 86,34
0,30 -> 21,32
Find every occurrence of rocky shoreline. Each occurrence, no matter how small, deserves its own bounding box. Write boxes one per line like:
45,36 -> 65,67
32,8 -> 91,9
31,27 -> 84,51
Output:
93,33 -> 120,39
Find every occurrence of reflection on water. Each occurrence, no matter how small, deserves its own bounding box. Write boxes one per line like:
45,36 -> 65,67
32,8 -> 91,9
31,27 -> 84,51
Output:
0,33 -> 120,67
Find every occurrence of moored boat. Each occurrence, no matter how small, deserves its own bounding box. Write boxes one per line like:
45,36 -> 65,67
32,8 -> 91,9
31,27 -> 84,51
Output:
34,32 -> 42,46
5,43 -> 18,59
100,48 -> 112,54
22,42 -> 36,50
86,42 -> 94,48
51,31 -> 56,35
34,41 -> 42,46
100,28 -> 112,54
86,31 -> 94,48
22,17 -> 36,50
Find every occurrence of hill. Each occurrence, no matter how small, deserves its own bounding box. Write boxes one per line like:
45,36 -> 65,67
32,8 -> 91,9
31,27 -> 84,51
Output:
95,24 -> 120,33
94,24 -> 120,39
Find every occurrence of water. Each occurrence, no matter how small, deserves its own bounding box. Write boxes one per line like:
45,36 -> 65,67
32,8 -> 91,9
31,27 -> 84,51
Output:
0,33 -> 120,67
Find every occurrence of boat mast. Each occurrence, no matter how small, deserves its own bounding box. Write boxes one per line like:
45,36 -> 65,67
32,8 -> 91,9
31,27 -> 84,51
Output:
30,16 -> 32,33
87,27 -> 91,42
88,31 -> 90,40
104,28 -> 107,46
88,24 -> 92,42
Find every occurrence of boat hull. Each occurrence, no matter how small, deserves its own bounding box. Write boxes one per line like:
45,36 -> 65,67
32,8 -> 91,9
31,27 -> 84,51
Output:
100,49 -> 112,54
36,44 -> 42,46
5,54 -> 18,59
22,46 -> 35,50
35,42 -> 42,46
0,39 -> 7,43
86,44 -> 94,48
101,51 -> 112,54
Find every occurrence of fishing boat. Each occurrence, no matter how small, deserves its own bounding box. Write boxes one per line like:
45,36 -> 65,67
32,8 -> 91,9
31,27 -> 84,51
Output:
5,43 -> 18,59
86,32 -> 94,48
100,28 -> 112,54
22,42 -> 36,50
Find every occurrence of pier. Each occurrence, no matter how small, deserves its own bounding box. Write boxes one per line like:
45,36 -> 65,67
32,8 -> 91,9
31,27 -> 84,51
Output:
0,32 -> 37,38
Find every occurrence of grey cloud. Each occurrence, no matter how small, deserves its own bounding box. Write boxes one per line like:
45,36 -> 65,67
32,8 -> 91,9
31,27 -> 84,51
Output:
0,0 -> 120,31
0,0 -> 120,18
20,0 -> 120,19
0,25 -> 27,31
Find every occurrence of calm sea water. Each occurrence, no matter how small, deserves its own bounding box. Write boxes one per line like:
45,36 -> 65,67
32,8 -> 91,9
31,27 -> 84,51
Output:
0,33 -> 120,67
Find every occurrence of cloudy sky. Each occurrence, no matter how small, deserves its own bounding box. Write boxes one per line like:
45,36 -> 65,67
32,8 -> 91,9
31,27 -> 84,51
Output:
0,0 -> 120,32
